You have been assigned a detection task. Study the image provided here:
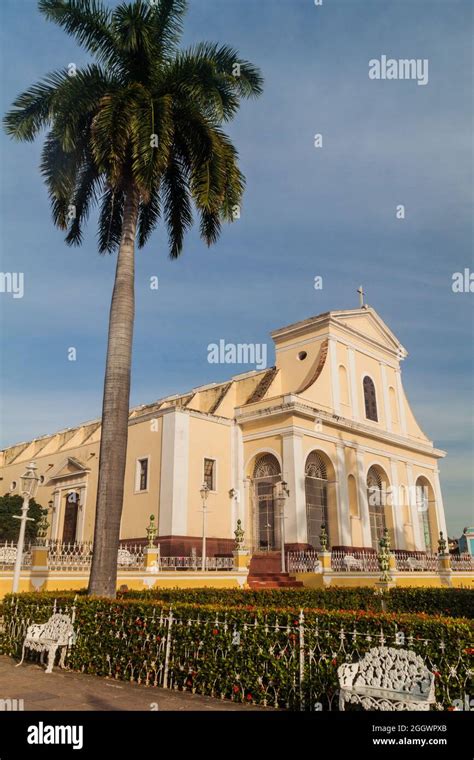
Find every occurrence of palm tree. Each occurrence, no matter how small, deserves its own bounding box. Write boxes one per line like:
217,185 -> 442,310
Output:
4,0 -> 263,597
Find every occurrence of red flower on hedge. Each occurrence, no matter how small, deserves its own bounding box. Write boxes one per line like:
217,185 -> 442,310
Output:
433,671 -> 441,678
246,694 -> 252,701
212,629 -> 219,635
332,658 -> 337,666
233,685 -> 239,693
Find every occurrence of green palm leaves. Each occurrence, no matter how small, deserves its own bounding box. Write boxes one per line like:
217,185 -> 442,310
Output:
4,0 -> 263,257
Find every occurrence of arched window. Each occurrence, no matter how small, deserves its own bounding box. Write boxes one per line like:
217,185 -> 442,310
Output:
416,477 -> 433,552
339,365 -> 350,406
252,454 -> 281,551
389,386 -> 398,425
366,466 -> 386,547
363,376 -> 378,421
305,452 -> 330,549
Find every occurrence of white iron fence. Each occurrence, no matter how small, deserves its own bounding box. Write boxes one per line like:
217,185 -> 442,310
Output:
451,553 -> 474,572
288,548 -> 474,574
0,541 -> 31,571
1,597 -> 471,711
330,550 -> 379,572
0,540 -> 232,572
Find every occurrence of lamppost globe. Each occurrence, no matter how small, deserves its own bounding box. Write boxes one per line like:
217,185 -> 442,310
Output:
200,483 -> 209,501
20,462 -> 40,499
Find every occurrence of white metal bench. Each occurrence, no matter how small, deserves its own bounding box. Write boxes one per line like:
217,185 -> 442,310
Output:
343,554 -> 363,571
0,546 -> 17,564
407,556 -> 425,571
117,548 -> 134,566
338,646 -> 435,711
16,613 -> 75,674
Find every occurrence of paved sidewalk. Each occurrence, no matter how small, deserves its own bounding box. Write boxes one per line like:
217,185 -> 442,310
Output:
0,656 -> 264,712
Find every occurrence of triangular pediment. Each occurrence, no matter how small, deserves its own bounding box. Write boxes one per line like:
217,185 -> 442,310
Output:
330,308 -> 407,358
46,457 -> 90,483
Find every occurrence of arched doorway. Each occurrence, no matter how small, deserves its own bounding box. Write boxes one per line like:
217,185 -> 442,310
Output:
62,491 -> 79,543
366,465 -> 389,548
415,476 -> 436,551
251,454 -> 281,551
305,451 -> 334,549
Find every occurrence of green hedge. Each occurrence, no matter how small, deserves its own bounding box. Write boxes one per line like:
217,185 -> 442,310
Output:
1,592 -> 473,710
117,586 -> 474,618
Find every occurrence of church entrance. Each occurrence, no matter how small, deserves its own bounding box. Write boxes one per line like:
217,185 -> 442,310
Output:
251,454 -> 281,552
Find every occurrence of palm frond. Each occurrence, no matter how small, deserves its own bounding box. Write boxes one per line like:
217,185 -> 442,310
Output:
130,93 -> 173,200
97,187 -> 125,253
137,186 -> 160,248
151,0 -> 187,58
199,209 -> 221,247
65,153 -> 102,245
38,0 -> 121,69
162,152 -> 192,259
3,69 -> 70,141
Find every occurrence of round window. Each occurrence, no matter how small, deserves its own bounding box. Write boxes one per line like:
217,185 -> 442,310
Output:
298,351 -> 307,361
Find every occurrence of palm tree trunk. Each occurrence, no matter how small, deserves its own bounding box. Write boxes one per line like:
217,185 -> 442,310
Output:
88,185 -> 139,597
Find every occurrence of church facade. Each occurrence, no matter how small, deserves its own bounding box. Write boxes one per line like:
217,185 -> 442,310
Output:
0,307 -> 448,558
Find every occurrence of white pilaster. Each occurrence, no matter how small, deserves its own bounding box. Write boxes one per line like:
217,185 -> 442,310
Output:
158,411 -> 190,536
230,421 -> 245,534
433,468 -> 448,542
395,369 -> 407,436
406,462 -> 423,550
282,432 -> 307,545
380,363 -> 391,432
76,485 -> 87,542
335,444 -> 351,546
51,489 -> 61,540
356,448 -> 372,547
348,348 -> 360,420
389,459 -> 405,549
328,338 -> 341,415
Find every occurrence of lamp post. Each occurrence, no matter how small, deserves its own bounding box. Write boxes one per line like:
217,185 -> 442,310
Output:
200,483 -> 209,571
12,462 -> 40,593
278,480 -> 289,573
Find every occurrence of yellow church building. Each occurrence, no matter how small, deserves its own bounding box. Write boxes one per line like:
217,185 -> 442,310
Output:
0,307 -> 448,560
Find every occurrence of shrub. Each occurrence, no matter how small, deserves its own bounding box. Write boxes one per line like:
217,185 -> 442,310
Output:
118,586 -> 474,619
1,592 -> 472,710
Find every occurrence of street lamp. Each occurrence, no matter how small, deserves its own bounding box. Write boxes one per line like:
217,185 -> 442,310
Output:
277,480 -> 289,573
200,483 -> 209,571
12,462 -> 40,592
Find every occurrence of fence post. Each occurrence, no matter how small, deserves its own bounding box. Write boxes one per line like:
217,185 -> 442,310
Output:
29,543 -> 49,593
163,607 -> 174,690
298,609 -> 305,710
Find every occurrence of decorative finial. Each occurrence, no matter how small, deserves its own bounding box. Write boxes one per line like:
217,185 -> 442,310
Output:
378,528 -> 392,582
234,519 -> 245,549
146,514 -> 157,548
36,508 -> 50,546
319,523 -> 329,552
357,285 -> 365,308
438,531 -> 447,556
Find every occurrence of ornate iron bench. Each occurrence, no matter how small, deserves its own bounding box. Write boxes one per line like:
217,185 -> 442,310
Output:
407,556 -> 425,571
338,646 -> 435,711
16,613 -> 75,674
343,554 -> 363,571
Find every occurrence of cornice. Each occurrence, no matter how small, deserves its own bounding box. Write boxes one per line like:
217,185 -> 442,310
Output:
235,396 -> 445,459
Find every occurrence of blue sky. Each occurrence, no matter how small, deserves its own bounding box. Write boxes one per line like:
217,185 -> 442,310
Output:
0,0 -> 472,535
